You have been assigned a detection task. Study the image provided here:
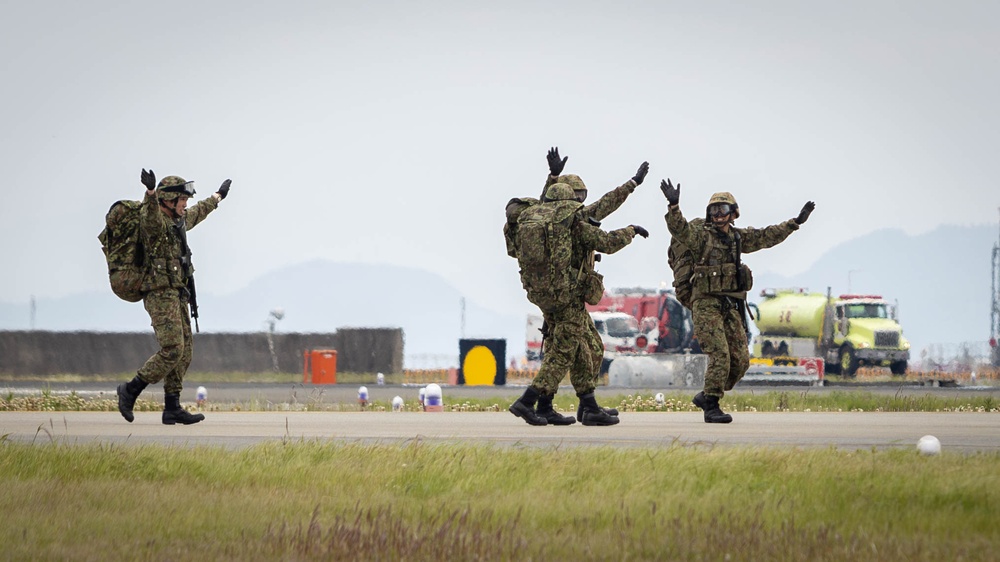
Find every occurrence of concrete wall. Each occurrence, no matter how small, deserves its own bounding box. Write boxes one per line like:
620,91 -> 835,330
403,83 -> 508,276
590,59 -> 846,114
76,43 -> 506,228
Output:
0,328 -> 403,376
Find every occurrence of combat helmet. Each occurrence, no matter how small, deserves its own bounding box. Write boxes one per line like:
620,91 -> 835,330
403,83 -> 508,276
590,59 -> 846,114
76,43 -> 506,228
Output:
706,191 -> 739,220
156,176 -> 196,200
544,182 -> 577,202
557,174 -> 587,202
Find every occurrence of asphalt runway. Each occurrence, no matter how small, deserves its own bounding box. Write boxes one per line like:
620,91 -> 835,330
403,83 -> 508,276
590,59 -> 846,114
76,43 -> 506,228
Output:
3,381 -> 997,452
2,411 -> 998,452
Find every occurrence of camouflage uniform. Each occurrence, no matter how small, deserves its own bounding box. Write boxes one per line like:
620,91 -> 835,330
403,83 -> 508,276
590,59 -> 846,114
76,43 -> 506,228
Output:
528,185 -> 637,395
136,188 -> 218,395
530,174 -> 638,386
665,205 -> 798,398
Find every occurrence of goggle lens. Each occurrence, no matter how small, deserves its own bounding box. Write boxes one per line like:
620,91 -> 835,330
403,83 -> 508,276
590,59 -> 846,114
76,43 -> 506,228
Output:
162,181 -> 196,197
709,204 -> 732,217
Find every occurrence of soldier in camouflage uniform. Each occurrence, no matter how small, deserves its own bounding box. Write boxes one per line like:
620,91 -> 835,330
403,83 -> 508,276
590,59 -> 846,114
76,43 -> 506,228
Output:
508,179 -> 649,427
661,178 -> 814,423
504,148 -> 648,424
116,169 -> 231,425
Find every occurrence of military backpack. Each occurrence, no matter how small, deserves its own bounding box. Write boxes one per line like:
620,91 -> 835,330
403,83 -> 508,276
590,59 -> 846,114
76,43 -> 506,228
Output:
667,218 -> 706,310
514,199 -> 582,310
98,200 -> 145,302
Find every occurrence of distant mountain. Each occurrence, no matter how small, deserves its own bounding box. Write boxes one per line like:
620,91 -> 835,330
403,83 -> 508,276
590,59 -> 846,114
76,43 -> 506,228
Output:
1,225 -> 997,368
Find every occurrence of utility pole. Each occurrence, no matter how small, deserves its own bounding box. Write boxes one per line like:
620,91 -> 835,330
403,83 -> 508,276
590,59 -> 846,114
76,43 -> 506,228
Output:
991,207 -> 1000,366
460,297 -> 466,339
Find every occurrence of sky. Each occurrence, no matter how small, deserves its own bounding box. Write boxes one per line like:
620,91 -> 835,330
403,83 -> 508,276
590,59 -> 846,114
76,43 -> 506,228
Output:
2,0 -> 998,325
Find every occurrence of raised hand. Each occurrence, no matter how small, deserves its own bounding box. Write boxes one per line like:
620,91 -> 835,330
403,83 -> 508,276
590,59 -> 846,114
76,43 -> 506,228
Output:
141,168 -> 156,191
795,201 -> 816,224
217,179 -> 232,200
547,147 -> 568,177
631,225 -> 649,238
631,161 -> 649,186
660,179 -> 680,206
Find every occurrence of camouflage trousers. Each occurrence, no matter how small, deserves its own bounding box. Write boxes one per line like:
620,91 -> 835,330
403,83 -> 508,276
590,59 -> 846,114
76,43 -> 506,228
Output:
692,296 -> 749,398
137,288 -> 193,395
531,305 -> 603,395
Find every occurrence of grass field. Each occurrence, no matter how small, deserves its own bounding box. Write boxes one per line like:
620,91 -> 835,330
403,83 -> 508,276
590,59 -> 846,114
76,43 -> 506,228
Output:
2,377 -> 998,559
1,440 -> 997,561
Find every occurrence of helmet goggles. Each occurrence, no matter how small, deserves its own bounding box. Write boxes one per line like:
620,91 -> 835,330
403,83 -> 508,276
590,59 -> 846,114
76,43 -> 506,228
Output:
708,203 -> 732,218
160,181 -> 196,197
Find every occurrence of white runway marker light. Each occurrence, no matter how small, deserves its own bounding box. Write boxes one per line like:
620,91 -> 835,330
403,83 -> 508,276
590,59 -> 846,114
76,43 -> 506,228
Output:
424,383 -> 443,412
358,386 -> 369,408
392,395 -> 404,411
377,372 -> 385,385
655,392 -> 665,406
917,435 -> 941,455
196,386 -> 207,407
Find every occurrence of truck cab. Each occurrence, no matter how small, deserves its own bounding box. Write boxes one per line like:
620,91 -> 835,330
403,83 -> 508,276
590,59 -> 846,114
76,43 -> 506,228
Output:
830,295 -> 910,375
590,311 -> 643,374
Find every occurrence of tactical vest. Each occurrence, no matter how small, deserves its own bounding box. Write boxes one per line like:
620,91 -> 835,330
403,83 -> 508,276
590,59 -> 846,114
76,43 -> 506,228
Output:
690,227 -> 753,299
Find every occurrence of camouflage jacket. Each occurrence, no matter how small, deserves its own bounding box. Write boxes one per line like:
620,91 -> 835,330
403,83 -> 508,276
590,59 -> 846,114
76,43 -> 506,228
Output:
572,216 -> 635,267
139,192 -> 218,293
665,206 -> 798,301
504,175 -> 636,260
541,175 -> 636,223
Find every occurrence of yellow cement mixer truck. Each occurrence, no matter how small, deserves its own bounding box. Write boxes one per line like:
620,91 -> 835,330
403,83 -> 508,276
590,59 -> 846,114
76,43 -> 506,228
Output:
751,288 -> 910,376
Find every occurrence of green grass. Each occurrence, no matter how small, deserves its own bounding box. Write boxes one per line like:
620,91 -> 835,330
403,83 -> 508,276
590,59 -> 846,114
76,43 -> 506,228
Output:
3,389 -> 997,415
1,441 -> 997,560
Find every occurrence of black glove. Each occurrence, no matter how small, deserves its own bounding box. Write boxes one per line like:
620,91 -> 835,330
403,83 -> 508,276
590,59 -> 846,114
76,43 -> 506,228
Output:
141,168 -> 156,191
631,161 -> 649,185
795,201 -> 815,225
660,179 -> 680,206
631,225 -> 649,238
217,179 -> 232,200
547,147 -> 567,177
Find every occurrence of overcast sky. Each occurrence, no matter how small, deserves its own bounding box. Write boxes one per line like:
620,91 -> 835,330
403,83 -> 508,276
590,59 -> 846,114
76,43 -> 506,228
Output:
2,0 -> 998,322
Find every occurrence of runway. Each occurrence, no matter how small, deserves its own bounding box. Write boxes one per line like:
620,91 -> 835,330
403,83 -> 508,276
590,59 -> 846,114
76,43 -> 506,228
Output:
3,410 -> 997,453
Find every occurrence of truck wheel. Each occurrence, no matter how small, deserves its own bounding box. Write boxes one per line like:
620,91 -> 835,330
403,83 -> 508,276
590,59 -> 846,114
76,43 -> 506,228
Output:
762,341 -> 775,357
600,357 -> 612,376
890,360 -> 907,376
839,346 -> 859,377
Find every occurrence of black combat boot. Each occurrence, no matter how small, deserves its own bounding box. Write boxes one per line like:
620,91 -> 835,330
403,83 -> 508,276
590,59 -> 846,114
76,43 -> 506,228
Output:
693,391 -> 732,424
577,392 -> 619,426
116,375 -> 148,423
535,393 -> 576,425
508,387 -> 548,426
576,402 -> 619,423
162,393 -> 205,425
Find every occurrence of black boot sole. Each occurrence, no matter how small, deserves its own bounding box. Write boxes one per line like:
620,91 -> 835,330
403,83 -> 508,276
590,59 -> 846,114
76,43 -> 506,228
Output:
540,412 -> 577,425
581,412 -> 620,426
162,413 -> 205,425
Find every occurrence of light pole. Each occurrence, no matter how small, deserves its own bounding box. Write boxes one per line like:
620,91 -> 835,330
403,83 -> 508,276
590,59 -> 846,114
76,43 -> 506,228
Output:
265,308 -> 284,372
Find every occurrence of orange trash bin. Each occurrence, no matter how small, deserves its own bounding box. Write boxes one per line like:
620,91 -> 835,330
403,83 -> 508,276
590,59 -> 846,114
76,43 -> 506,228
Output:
303,349 -> 338,384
